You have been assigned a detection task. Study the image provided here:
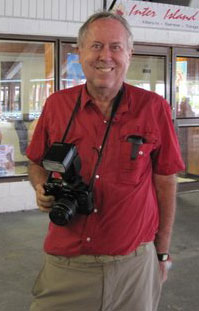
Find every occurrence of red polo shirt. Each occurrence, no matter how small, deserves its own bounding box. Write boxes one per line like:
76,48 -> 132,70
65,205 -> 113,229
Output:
26,83 -> 184,256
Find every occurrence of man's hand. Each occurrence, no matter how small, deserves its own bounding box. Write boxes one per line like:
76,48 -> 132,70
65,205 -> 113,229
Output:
28,161 -> 55,212
35,184 -> 55,212
159,261 -> 172,283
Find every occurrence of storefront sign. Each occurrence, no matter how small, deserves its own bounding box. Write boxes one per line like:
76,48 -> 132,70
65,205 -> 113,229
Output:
112,0 -> 199,32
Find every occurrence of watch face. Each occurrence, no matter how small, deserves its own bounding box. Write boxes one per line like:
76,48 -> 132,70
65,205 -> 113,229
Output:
162,254 -> 169,261
158,253 -> 169,261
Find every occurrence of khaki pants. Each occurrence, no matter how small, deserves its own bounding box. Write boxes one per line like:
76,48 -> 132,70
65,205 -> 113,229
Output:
30,242 -> 162,311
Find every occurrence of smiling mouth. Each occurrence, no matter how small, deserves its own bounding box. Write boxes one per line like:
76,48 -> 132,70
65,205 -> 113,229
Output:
96,67 -> 113,72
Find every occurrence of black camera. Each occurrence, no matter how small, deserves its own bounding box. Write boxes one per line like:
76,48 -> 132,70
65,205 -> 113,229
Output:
42,142 -> 94,226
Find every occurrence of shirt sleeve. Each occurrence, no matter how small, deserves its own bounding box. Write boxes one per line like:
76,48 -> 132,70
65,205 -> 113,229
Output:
26,99 -> 50,165
152,99 -> 185,175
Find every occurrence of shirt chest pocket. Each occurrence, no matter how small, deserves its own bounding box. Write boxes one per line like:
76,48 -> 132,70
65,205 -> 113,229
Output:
119,131 -> 157,185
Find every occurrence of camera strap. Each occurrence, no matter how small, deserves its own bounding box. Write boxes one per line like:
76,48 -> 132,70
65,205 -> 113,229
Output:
88,86 -> 124,192
61,92 -> 82,143
60,85 -> 124,192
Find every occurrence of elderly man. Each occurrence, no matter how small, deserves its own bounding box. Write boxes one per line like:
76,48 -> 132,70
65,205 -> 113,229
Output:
27,11 -> 184,311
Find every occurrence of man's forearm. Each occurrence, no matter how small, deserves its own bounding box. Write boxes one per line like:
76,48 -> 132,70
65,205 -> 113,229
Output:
28,161 -> 48,190
153,173 -> 177,253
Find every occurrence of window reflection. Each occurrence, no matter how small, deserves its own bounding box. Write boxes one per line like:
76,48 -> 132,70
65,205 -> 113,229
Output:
61,43 -> 86,89
176,57 -> 199,118
126,55 -> 166,98
0,41 -> 54,176
178,126 -> 199,179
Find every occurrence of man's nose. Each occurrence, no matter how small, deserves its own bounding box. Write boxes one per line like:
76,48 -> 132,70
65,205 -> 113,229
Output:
99,46 -> 112,60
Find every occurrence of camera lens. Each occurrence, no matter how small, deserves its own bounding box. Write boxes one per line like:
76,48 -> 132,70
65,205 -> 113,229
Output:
49,197 -> 78,226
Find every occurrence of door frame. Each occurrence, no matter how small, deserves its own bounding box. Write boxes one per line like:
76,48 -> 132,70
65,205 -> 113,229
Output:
172,47 -> 199,191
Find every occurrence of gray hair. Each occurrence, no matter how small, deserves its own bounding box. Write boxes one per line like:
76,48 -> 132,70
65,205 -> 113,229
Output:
77,11 -> 133,50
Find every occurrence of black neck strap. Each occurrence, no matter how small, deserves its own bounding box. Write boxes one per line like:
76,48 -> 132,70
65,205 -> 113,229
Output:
60,86 -> 124,191
88,86 -> 124,191
61,92 -> 81,143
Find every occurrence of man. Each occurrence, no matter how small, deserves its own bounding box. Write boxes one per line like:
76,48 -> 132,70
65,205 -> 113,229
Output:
27,11 -> 184,311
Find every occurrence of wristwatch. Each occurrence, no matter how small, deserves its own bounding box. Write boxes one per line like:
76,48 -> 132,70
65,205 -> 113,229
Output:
157,253 -> 170,262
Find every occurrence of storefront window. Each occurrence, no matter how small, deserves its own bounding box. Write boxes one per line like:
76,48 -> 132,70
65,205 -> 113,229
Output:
178,126 -> 199,179
0,40 -> 54,177
176,57 -> 199,118
126,55 -> 166,98
60,43 -> 86,90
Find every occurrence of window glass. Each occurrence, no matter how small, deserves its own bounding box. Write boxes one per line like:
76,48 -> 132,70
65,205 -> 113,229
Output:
178,126 -> 199,181
60,43 -> 85,90
126,55 -> 166,98
61,45 -> 166,99
176,57 -> 199,118
0,41 -> 54,177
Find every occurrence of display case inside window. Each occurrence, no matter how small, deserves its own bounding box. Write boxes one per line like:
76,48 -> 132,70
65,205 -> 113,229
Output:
0,41 -> 55,177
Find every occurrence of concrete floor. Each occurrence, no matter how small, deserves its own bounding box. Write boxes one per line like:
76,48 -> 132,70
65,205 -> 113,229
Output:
0,191 -> 199,311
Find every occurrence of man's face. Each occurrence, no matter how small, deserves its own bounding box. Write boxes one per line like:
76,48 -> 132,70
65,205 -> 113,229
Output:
78,18 -> 132,96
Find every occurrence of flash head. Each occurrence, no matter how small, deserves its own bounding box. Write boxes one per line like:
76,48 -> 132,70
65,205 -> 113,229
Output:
42,142 -> 77,173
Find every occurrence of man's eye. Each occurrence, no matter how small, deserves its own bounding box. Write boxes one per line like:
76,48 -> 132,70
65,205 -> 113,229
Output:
91,44 -> 101,50
111,45 -> 121,51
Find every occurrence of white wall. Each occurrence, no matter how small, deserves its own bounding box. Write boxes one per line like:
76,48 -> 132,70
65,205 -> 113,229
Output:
0,0 -> 103,37
0,180 -> 36,212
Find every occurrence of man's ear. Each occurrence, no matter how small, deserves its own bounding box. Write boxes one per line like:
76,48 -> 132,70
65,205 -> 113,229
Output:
129,48 -> 133,60
75,46 -> 79,55
76,46 -> 82,63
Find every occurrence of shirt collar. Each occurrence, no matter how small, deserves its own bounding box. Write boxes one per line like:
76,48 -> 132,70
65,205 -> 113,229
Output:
80,84 -> 93,110
117,83 -> 129,114
79,82 -> 130,114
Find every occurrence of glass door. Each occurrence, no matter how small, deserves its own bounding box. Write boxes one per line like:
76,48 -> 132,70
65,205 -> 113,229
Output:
127,45 -> 171,100
173,48 -> 199,186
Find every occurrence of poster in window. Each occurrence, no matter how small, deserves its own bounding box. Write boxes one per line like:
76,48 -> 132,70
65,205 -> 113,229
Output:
66,54 -> 85,87
0,145 -> 15,176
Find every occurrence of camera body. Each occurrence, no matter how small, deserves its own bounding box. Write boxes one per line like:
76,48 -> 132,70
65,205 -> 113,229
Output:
43,142 -> 94,226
